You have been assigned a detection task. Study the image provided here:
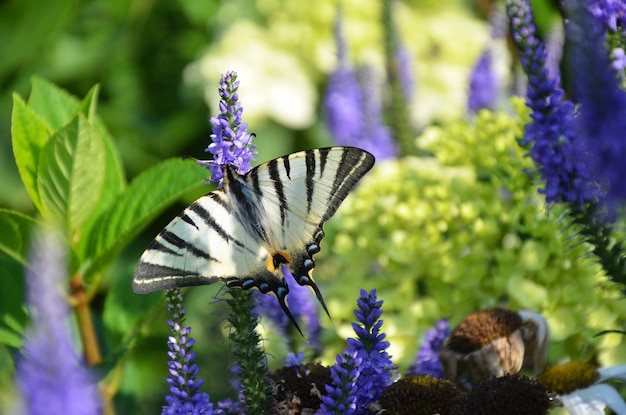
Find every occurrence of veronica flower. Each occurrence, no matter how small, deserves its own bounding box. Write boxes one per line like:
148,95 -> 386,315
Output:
357,65 -> 398,161
440,308 -> 549,385
321,289 -> 396,414
407,318 -> 451,378
324,11 -> 397,161
16,229 -> 101,415
196,71 -> 257,188
215,399 -> 244,415
163,289 -> 214,415
468,48 -> 499,114
587,0 -> 626,34
284,351 -> 306,367
538,361 -> 626,415
319,351 -> 361,415
505,0 -> 599,206
194,71 -> 271,414
564,0 -> 626,213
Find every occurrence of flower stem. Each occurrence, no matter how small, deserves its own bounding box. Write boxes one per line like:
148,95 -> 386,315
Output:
70,272 -> 101,366
382,0 -> 414,156
226,288 -> 272,415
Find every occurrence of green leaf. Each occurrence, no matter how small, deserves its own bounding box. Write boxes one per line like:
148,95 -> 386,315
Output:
0,327 -> 22,349
11,94 -> 53,213
28,76 -> 81,130
0,257 -> 27,348
37,115 -> 106,232
79,158 -> 208,280
79,83 -> 100,121
77,84 -> 126,218
0,209 -> 37,265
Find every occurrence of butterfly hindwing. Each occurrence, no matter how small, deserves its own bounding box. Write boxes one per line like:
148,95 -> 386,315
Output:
132,146 -> 375,325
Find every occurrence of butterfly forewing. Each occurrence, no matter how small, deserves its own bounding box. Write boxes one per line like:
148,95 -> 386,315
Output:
132,146 -> 375,324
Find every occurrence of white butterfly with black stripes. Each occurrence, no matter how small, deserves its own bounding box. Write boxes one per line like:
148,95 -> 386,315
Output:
132,146 -> 375,332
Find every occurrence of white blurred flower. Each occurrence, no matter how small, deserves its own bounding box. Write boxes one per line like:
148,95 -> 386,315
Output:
185,21 -> 317,130
538,362 -> 626,415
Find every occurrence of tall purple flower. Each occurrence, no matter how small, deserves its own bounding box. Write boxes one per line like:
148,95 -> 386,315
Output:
468,9 -> 506,114
588,0 -> 626,34
16,229 -> 101,415
564,0 -> 626,213
505,0 -> 599,206
322,289 -> 396,414
163,289 -> 214,415
319,351 -> 361,415
324,12 -> 397,161
196,71 -> 257,187
468,49 -> 499,113
357,65 -> 398,160
407,319 -> 451,378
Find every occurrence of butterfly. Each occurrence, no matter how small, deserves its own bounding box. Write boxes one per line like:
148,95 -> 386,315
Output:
132,146 -> 375,332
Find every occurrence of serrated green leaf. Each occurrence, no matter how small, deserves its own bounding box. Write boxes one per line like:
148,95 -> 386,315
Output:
37,115 -> 106,232
79,158 -> 208,281
0,209 -> 37,265
28,76 -> 81,130
11,94 -> 53,213
76,85 -> 127,226
79,84 -> 100,121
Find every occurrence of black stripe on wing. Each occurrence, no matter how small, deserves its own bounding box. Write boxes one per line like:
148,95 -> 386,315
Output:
132,262 -> 218,294
323,147 -> 374,220
268,158 -> 288,227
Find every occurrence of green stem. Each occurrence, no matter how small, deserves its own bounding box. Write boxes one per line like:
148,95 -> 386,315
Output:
226,288 -> 272,415
569,203 -> 626,289
382,0 -> 414,156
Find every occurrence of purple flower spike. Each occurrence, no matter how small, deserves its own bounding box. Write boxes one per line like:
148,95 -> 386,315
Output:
324,11 -> 397,161
505,0 -> 600,206
407,319 -> 451,378
163,289 -> 214,414
17,229 -> 101,415
322,289 -> 397,415
565,0 -> 626,214
196,71 -> 257,188
468,49 -> 499,113
320,351 -> 362,415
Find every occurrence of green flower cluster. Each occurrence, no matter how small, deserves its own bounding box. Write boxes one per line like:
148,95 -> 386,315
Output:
318,99 -> 626,368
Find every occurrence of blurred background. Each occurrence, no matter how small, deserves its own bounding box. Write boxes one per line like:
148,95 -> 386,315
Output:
5,0 -> 620,414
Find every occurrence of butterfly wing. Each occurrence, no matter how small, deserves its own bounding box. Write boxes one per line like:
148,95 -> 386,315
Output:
237,147 -> 375,314
132,190 -> 278,294
132,146 -> 374,327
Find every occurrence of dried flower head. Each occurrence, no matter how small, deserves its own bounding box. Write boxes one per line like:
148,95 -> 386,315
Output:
449,374 -> 551,415
440,308 -> 549,384
378,375 -> 462,415
270,362 -> 331,413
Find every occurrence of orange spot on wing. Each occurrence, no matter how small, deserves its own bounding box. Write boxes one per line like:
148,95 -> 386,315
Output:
266,250 -> 292,272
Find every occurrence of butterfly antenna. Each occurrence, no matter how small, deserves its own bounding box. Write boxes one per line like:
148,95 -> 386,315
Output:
276,293 -> 304,336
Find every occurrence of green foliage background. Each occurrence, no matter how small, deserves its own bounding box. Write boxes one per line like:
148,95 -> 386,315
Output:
1,0 -> 623,414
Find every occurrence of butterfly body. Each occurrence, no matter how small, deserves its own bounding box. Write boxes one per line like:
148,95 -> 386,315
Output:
132,147 -> 375,329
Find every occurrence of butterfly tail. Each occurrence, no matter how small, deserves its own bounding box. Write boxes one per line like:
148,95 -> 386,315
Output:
274,291 -> 304,337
